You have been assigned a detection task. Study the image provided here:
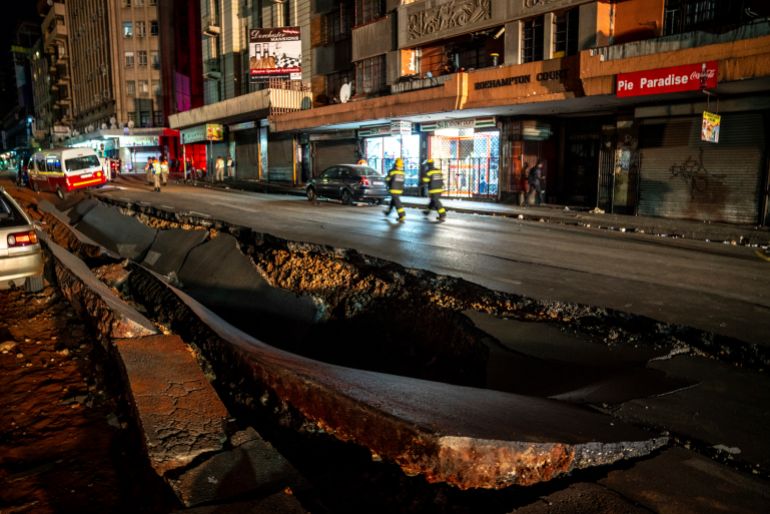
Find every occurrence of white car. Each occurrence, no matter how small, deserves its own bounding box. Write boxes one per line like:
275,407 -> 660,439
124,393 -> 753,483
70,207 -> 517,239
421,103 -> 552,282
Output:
0,187 -> 44,292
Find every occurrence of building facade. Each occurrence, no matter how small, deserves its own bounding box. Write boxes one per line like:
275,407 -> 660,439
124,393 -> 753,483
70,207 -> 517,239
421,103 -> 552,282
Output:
269,0 -> 770,226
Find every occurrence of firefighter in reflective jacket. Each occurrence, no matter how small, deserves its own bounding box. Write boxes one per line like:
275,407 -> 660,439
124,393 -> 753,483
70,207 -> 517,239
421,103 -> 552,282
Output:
422,159 -> 446,221
384,157 -> 406,222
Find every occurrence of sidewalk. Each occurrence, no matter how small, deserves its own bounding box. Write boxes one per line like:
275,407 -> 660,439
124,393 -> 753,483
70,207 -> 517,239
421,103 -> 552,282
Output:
216,177 -> 770,249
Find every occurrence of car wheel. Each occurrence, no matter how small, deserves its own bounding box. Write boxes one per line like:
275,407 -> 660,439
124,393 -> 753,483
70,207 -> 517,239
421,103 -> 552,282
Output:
375,198 -> 384,205
341,189 -> 353,205
306,187 -> 317,202
25,274 -> 44,293
56,187 -> 65,200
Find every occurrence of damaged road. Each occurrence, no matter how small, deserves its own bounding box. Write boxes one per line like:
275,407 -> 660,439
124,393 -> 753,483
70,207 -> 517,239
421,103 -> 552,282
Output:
3,180 -> 770,513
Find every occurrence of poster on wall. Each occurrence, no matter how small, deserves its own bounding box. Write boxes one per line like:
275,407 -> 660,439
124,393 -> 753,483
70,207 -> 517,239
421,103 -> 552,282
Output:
701,111 -> 721,143
249,27 -> 302,82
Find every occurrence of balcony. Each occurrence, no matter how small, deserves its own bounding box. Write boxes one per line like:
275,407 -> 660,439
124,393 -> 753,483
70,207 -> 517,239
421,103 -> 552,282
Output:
390,73 -> 451,94
43,4 -> 68,43
203,58 -> 221,80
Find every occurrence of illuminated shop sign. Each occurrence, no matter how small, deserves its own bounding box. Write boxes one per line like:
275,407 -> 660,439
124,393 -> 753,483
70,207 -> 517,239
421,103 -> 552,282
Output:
616,61 -> 718,98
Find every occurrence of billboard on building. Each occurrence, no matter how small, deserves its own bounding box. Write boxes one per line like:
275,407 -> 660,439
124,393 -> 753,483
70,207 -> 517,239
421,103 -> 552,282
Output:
249,27 -> 301,82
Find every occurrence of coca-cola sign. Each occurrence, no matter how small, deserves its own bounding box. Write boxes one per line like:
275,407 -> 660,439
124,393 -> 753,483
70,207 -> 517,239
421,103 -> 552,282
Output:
616,61 -> 718,98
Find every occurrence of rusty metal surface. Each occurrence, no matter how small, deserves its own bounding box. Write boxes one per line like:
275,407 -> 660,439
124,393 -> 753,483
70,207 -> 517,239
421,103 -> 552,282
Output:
143,268 -> 667,490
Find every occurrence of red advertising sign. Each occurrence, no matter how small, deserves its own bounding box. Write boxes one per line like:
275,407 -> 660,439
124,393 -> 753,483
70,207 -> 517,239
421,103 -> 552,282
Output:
616,61 -> 717,97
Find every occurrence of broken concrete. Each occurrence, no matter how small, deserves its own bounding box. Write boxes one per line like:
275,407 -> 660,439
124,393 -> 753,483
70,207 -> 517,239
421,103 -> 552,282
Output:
510,482 -> 647,513
74,202 -> 157,260
141,228 -> 208,276
132,268 -> 667,490
168,427 -> 305,507
614,354 -> 770,473
38,200 -> 121,261
177,233 -> 320,335
181,490 -> 307,514
40,233 -> 156,339
599,447 -> 770,514
114,334 -> 230,476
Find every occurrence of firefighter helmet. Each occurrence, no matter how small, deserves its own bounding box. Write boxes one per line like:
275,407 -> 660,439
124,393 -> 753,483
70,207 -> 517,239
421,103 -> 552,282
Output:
394,158 -> 404,169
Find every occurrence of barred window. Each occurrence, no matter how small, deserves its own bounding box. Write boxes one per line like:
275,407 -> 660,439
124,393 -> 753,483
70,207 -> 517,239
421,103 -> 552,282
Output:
355,55 -> 385,96
323,7 -> 352,44
126,80 -> 136,96
521,16 -> 544,63
354,0 -> 385,27
124,51 -> 134,67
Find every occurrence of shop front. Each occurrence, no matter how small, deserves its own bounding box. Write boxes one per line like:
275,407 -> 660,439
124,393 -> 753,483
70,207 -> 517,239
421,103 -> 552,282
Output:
228,120 -> 264,180
180,123 -> 226,180
360,123 -> 421,187
422,117 -> 500,199
309,131 -> 358,178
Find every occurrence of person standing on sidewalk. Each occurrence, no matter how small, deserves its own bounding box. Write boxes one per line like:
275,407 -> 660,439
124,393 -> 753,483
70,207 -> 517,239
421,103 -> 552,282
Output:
421,159 -> 446,221
152,157 -> 162,192
226,156 -> 235,179
215,156 -> 225,182
528,160 -> 544,206
160,158 -> 169,186
384,157 -> 406,222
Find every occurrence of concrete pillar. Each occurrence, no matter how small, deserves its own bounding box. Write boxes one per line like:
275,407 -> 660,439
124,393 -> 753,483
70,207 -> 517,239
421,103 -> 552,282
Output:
504,20 -> 522,65
544,12 -> 555,60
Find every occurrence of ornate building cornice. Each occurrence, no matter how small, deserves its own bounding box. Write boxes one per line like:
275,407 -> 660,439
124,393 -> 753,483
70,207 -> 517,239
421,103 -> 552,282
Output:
407,0 -> 492,41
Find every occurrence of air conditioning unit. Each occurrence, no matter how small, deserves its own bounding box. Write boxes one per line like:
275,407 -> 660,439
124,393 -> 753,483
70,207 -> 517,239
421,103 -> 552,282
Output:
204,70 -> 222,80
203,24 -> 221,37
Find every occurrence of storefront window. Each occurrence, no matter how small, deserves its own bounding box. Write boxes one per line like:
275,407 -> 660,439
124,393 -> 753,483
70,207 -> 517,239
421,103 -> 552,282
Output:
364,134 -> 420,185
429,131 -> 500,198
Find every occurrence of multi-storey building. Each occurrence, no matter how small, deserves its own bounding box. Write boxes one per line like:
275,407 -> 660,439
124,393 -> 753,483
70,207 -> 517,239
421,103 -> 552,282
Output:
38,0 -> 73,147
167,0 -> 313,181
270,0 -> 770,226
1,22 -> 41,154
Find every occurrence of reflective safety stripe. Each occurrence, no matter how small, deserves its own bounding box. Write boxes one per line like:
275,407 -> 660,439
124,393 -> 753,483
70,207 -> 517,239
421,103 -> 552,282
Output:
428,188 -> 444,194
438,208 -> 446,213
389,189 -> 403,194
397,208 -> 405,213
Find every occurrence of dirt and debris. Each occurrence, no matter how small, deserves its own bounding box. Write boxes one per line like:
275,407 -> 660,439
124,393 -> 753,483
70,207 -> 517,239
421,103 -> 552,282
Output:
0,286 -> 174,513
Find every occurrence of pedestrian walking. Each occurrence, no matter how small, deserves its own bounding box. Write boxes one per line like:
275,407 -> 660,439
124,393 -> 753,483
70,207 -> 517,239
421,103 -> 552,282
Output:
160,158 -> 169,186
383,157 -> 406,222
152,157 -> 162,192
215,156 -> 225,182
226,156 -> 235,179
421,159 -> 446,221
528,160 -> 544,206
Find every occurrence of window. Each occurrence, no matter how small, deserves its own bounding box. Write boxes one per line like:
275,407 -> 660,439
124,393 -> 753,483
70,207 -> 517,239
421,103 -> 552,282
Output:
151,51 -> 159,68
127,111 -> 137,125
136,21 -> 145,37
152,80 -> 160,96
122,0 -> 131,7
150,20 -> 158,36
521,16 -> 544,63
149,0 -> 157,5
140,110 -> 151,127
355,55 -> 385,96
553,8 -> 579,58
661,0 -> 756,35
125,51 -> 135,67
153,111 -> 164,126
123,21 -> 133,37
138,50 -> 148,66
354,0 -> 385,27
65,155 -> 101,171
323,7 -> 352,44
126,80 -> 136,96
139,80 -> 149,95
135,0 -> 144,5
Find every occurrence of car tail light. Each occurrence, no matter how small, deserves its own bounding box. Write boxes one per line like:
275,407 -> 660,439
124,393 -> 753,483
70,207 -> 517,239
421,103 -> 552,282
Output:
7,230 -> 38,247
360,176 -> 371,186
96,171 -> 102,178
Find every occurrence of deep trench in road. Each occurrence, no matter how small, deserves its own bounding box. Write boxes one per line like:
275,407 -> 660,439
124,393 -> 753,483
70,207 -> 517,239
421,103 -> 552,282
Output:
35,195 -> 767,512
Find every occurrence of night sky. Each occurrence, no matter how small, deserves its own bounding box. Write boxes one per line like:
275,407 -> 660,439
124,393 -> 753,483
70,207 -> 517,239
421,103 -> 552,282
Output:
1,2 -> 40,117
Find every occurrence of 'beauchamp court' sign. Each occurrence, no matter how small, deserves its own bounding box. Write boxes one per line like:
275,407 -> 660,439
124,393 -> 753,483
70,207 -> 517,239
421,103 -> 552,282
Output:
616,61 -> 718,97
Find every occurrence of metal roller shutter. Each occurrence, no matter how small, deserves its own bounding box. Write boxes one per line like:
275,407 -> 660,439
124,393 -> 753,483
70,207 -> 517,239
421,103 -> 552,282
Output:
313,141 -> 357,177
234,130 -> 259,179
638,113 -> 765,224
267,139 -> 294,183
